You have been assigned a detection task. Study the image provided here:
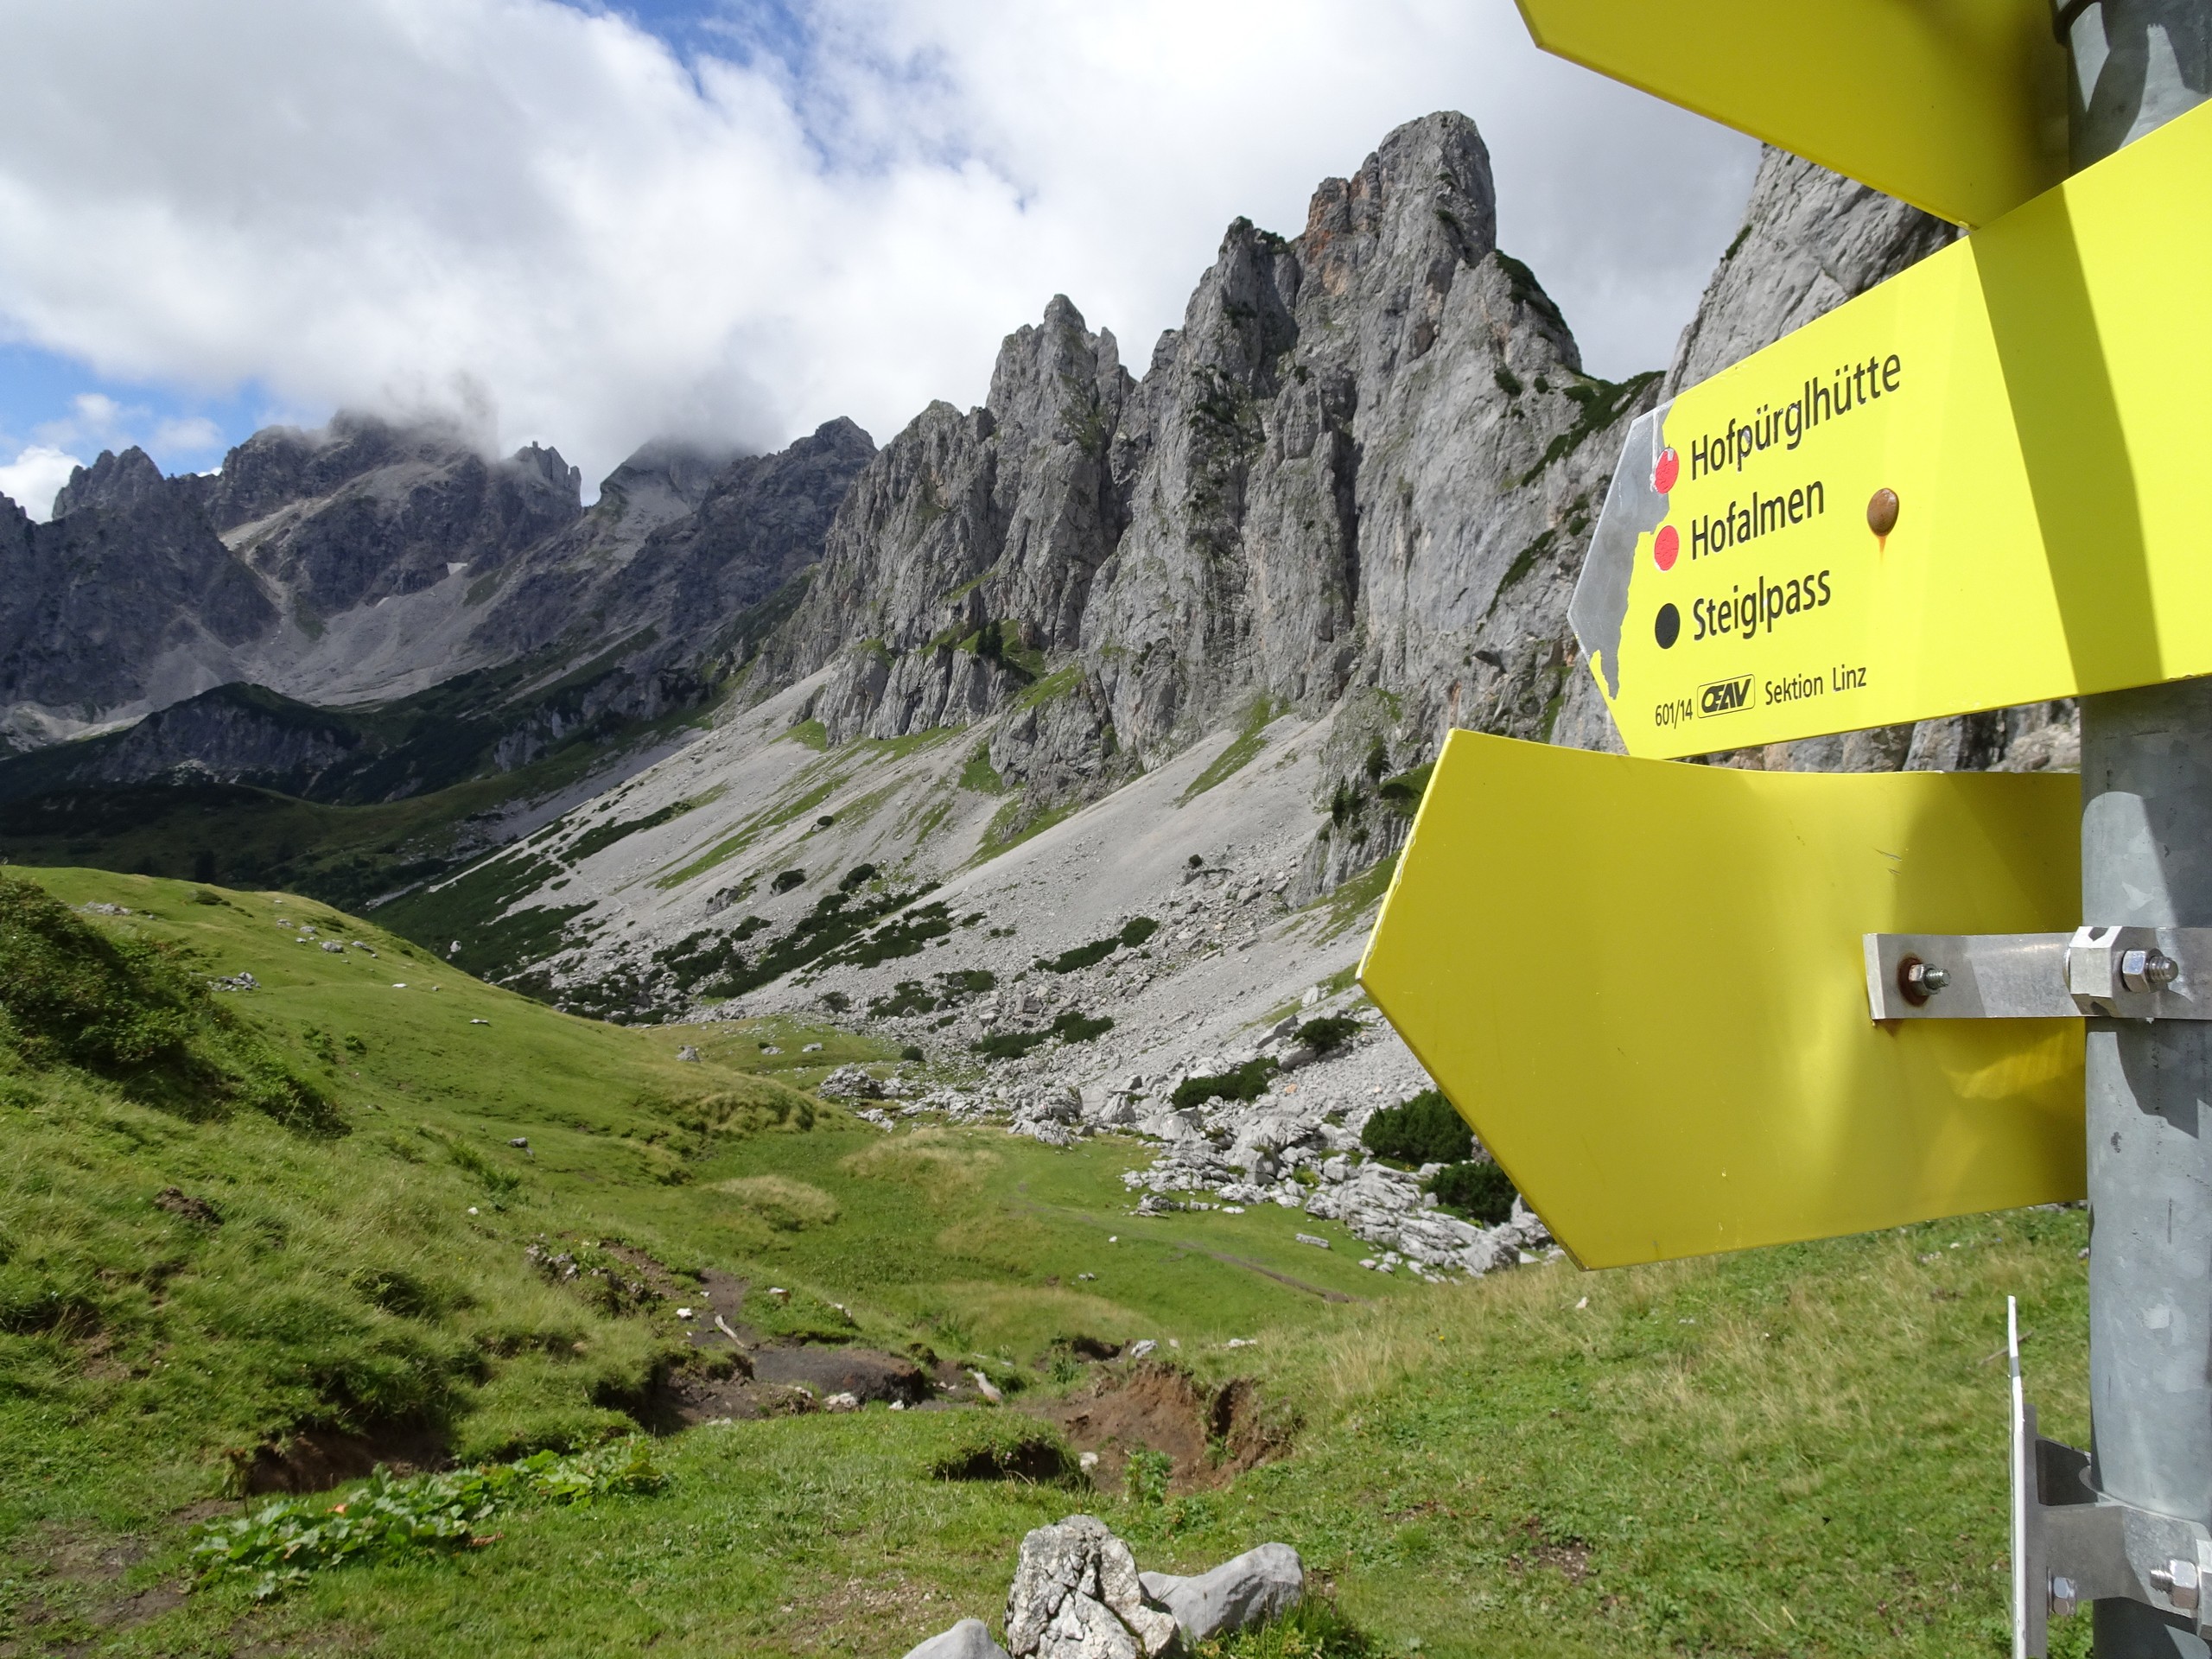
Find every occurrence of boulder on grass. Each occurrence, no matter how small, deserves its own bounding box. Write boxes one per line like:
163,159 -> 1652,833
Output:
904,1618 -> 1012,1659
1004,1515 -> 1178,1657
1139,1542 -> 1304,1642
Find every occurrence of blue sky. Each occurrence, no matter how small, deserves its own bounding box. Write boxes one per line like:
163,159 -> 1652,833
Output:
0,0 -> 1757,517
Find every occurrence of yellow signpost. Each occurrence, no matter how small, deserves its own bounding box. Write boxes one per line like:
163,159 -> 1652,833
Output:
1357,732 -> 2083,1268
1514,0 -> 2066,226
1499,5 -> 2212,1643
1571,96 -> 2212,761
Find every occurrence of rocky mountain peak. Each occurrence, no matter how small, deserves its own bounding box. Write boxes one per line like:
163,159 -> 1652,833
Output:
1297,111 -> 1500,346
51,446 -> 170,518
507,441 -> 583,505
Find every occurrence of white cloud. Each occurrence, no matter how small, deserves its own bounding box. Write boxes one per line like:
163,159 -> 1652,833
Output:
150,415 -> 225,454
0,444 -> 85,520
0,0 -> 1758,492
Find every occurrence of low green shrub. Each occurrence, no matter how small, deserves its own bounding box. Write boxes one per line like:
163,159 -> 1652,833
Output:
192,1438 -> 664,1599
1172,1058 -> 1277,1111
1360,1090 -> 1472,1166
1294,1015 -> 1359,1054
1039,937 -> 1117,974
818,899 -> 954,970
1052,1011 -> 1113,1045
771,868 -> 806,893
1124,1446 -> 1173,1506
870,980 -> 938,1018
973,1029 -> 1052,1060
1118,917 -> 1160,948
1427,1159 -> 1516,1225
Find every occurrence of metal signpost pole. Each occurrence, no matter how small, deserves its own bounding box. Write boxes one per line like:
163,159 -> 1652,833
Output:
2070,4 -> 2212,1654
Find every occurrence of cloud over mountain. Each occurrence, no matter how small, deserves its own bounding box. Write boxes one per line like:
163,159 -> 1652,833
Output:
0,0 -> 1756,490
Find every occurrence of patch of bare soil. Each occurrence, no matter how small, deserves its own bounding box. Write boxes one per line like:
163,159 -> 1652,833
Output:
4,1524 -> 189,1652
634,1267 -> 934,1427
673,1268 -> 754,1357
153,1186 -> 220,1225
1032,1362 -> 1287,1494
1505,1516 -> 1592,1585
751,1344 -> 929,1403
234,1422 -> 449,1496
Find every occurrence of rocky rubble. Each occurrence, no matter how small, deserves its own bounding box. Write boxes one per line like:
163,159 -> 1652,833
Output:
901,1516 -> 1305,1659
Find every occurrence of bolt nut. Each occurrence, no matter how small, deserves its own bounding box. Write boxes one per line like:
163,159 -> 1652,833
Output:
1897,957 -> 1949,1005
2152,1559 -> 2202,1612
2050,1575 -> 2079,1617
2120,948 -> 2180,992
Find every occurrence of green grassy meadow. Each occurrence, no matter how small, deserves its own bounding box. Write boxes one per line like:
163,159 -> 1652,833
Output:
0,868 -> 2093,1656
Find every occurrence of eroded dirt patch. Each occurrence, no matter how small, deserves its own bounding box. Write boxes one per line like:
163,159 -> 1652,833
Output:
1032,1362 -> 1286,1493
639,1266 -> 935,1427
7,1522 -> 190,1648
751,1344 -> 929,1403
236,1422 -> 449,1496
1505,1516 -> 1592,1585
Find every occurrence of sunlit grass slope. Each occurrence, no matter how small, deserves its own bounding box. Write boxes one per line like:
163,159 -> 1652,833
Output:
0,867 -> 2092,1657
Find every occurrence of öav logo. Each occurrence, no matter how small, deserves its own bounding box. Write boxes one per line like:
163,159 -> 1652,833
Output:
1699,675 -> 1753,716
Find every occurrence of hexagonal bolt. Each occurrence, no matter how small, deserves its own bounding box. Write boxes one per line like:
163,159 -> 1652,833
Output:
2151,1559 -> 2202,1612
2120,948 -> 2181,993
2050,1575 -> 2080,1618
1897,957 -> 1951,1005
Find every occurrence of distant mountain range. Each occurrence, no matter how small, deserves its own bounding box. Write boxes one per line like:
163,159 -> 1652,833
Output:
0,112 -> 2076,1004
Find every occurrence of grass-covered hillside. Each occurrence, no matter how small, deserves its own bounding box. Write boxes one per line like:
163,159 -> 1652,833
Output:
1,867 -> 2094,1657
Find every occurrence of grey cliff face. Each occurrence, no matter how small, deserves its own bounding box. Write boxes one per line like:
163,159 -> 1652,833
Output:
0,412 -> 870,778
0,451 -> 273,746
760,111 -> 1654,860
1551,146 -> 2075,773
0,682 -> 368,804
591,416 -> 878,661
762,299 -> 1135,748
214,413 -> 585,620
1661,147 -> 1959,399
459,417 -> 877,758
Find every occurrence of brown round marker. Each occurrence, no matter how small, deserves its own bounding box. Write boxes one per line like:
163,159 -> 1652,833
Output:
1867,487 -> 1900,550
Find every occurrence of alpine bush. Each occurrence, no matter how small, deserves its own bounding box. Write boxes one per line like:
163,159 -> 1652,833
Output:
1172,1058 -> 1278,1111
1427,1159 -> 1516,1225
1360,1090 -> 1472,1166
1294,1015 -> 1359,1054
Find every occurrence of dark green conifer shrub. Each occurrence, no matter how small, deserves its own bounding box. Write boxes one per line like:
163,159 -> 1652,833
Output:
1360,1089 -> 1472,1166
1427,1159 -> 1516,1225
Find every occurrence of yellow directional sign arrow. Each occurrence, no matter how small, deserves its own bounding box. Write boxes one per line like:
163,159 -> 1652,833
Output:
1515,0 -> 2066,227
1573,96 -> 2212,762
1358,733 -> 2083,1268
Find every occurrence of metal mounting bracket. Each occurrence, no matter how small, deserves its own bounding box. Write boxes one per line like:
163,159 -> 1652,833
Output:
2011,1299 -> 2212,1656
1866,926 -> 2212,1021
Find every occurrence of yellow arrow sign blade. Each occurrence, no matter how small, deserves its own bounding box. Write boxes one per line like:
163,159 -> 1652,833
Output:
1358,733 -> 2083,1268
1515,0 -> 2066,227
1573,95 -> 2212,761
